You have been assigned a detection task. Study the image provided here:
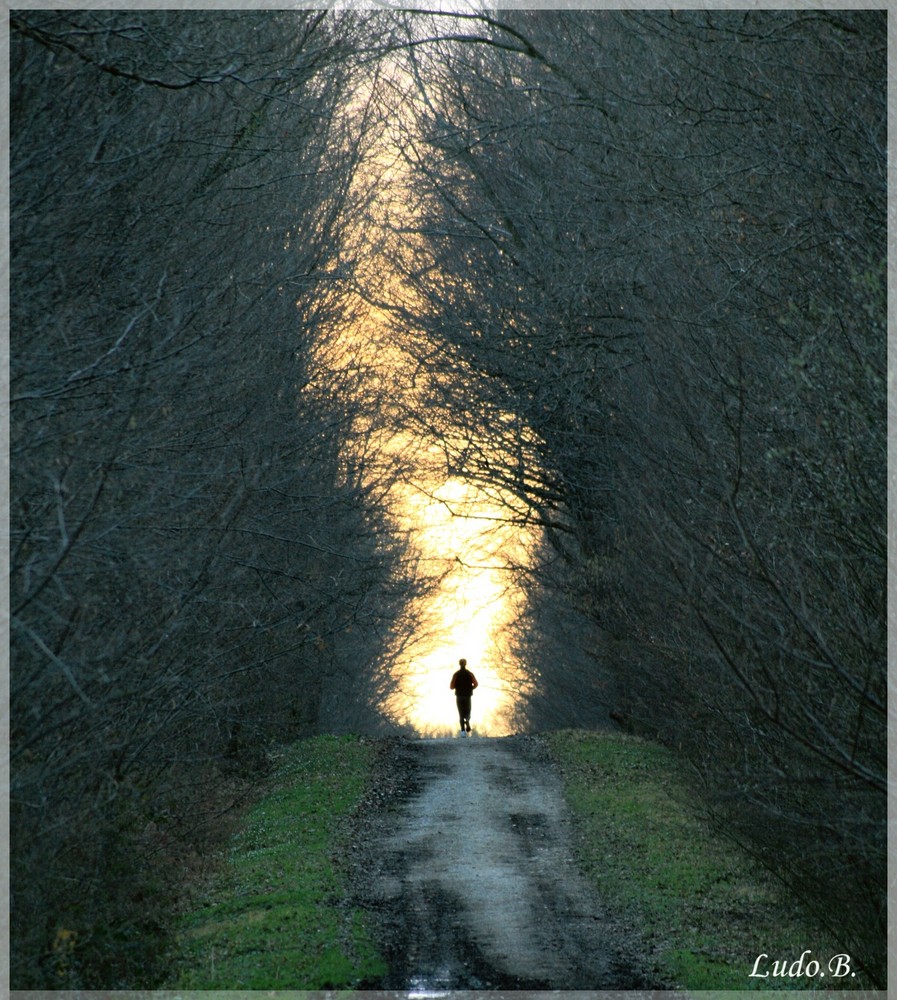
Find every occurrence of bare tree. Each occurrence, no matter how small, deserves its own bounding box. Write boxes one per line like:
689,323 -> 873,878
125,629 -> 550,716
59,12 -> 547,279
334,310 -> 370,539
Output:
10,10 -> 413,987
362,9 -> 886,982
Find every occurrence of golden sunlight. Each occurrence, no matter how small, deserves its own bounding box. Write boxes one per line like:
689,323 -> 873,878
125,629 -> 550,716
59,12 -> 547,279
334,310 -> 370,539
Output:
326,76 -> 543,736
317,288 -> 541,736
383,474 -> 536,736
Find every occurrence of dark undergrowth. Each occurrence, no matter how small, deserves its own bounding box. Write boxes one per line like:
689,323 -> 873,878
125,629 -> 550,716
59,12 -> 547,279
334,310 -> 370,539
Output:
164,734 -> 385,990
547,730 -> 879,992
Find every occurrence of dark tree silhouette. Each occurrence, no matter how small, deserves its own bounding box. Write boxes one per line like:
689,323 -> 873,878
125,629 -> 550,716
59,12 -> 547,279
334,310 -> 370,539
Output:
361,10 -> 886,982
10,10 -> 410,986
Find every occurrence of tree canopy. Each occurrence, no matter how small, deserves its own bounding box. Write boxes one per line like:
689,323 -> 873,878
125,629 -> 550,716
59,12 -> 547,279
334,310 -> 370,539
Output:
9,9 -> 886,988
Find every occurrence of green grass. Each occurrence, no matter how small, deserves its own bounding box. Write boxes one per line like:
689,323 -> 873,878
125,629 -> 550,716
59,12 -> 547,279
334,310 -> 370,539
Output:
547,730 -> 868,992
166,734 -> 386,990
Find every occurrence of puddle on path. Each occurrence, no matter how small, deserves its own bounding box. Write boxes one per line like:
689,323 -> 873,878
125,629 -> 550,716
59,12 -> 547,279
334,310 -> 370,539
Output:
354,737 -> 654,992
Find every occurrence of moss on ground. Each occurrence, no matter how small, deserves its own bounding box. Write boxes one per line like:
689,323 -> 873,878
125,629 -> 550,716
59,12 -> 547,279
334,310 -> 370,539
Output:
546,729 -> 870,991
166,734 -> 386,990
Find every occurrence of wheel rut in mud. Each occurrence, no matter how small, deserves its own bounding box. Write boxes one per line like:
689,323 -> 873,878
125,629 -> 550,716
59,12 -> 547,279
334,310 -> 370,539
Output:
349,735 -> 657,991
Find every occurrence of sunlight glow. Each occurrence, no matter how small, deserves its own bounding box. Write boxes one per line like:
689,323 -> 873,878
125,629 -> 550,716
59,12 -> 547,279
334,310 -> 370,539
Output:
383,473 -> 535,736
324,71 -> 542,737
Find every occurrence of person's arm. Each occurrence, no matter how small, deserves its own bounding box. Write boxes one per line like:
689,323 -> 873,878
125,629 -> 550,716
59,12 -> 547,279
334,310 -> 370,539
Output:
450,674 -> 456,690
471,674 -> 479,690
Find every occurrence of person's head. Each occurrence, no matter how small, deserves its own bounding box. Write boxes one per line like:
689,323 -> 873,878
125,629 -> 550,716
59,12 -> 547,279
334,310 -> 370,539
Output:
459,658 -> 467,669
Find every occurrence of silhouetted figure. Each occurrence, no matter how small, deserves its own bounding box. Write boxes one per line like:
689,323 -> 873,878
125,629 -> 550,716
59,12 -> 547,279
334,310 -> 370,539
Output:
450,657 -> 478,734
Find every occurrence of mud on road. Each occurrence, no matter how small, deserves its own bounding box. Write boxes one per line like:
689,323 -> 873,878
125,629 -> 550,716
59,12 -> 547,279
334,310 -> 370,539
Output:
348,735 -> 658,991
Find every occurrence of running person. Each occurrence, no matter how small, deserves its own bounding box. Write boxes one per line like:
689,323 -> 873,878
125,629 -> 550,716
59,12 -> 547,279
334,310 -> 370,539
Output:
450,658 -> 478,733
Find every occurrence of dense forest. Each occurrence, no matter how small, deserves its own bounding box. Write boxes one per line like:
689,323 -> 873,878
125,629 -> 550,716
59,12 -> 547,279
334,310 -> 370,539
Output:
9,9 -> 886,988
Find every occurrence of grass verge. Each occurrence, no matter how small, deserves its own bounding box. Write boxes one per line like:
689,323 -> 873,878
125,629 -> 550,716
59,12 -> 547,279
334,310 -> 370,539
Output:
546,730 -> 869,991
166,734 -> 386,990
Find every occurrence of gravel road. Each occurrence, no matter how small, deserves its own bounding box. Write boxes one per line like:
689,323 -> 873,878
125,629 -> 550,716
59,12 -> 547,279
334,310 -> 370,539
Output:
350,735 -> 656,991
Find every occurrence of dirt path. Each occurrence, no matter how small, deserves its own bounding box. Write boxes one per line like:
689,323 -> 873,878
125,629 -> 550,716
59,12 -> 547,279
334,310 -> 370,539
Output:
350,735 -> 656,991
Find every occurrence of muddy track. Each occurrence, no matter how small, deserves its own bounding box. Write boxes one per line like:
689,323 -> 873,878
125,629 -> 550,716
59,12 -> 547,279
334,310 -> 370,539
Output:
349,735 -> 659,992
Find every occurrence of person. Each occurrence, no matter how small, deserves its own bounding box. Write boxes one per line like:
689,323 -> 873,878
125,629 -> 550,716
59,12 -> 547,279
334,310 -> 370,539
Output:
450,657 -> 478,734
